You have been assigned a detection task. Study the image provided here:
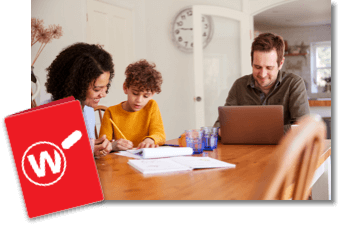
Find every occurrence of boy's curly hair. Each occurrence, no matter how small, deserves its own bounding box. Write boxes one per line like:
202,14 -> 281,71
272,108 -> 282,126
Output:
45,42 -> 114,102
124,59 -> 162,93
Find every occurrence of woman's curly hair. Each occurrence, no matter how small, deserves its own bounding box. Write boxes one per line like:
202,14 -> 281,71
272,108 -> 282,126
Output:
124,59 -> 162,93
45,42 -> 114,102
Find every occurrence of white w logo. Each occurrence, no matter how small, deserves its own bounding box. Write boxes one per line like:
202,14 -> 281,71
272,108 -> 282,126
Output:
27,150 -> 61,178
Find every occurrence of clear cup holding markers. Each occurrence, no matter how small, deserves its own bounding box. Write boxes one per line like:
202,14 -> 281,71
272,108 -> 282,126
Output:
185,129 -> 203,154
201,126 -> 218,150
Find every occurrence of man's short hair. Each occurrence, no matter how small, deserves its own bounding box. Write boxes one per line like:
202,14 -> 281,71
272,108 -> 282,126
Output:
251,33 -> 285,66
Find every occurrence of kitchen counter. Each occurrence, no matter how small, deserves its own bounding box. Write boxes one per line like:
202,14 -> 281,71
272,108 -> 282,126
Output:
308,99 -> 331,139
308,99 -> 331,118
308,99 -> 331,107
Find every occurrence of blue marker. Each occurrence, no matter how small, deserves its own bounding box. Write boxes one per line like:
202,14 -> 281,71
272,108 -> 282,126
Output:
162,144 -> 180,147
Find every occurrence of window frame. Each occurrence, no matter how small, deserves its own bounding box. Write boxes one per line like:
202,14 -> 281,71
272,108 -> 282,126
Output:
309,41 -> 331,99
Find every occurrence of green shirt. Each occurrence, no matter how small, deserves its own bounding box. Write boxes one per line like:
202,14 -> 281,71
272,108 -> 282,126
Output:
214,71 -> 310,133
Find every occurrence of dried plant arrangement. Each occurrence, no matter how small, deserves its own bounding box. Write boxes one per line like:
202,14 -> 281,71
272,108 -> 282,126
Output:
31,18 -> 63,66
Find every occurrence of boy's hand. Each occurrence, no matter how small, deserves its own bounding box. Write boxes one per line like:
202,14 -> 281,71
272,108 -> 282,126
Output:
94,135 -> 112,158
112,139 -> 133,151
137,138 -> 158,149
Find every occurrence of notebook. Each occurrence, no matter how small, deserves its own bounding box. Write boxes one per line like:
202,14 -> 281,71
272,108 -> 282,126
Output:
128,156 -> 236,174
218,105 -> 284,144
5,99 -> 103,218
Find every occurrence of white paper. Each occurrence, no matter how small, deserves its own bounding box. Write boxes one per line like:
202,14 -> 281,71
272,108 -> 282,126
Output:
128,158 -> 193,174
115,149 -> 142,159
115,147 -> 193,159
140,147 -> 193,159
171,156 -> 236,169
128,156 -> 236,174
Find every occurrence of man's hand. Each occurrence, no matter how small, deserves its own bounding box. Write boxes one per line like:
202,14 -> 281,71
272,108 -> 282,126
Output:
137,138 -> 158,149
112,139 -> 133,151
94,135 -> 112,158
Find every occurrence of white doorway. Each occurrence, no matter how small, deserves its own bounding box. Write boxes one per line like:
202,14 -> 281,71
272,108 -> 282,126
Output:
192,5 -> 252,128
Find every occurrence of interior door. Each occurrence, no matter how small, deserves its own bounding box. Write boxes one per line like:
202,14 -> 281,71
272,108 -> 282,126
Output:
87,0 -> 135,131
192,5 -> 252,128
87,0 -> 135,106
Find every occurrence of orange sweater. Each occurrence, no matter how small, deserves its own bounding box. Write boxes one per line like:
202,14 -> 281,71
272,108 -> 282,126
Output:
99,99 -> 166,147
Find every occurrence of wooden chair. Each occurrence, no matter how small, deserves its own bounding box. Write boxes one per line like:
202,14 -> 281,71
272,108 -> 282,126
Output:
94,105 -> 107,139
251,114 -> 326,200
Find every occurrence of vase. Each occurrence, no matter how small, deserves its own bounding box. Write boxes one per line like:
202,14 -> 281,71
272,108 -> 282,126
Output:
31,66 -> 41,108
31,66 -> 37,83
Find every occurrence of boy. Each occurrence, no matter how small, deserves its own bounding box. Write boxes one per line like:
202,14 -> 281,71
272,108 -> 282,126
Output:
99,59 -> 166,150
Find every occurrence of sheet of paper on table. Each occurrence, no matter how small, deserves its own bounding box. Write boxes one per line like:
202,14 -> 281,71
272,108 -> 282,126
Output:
115,149 -> 143,159
170,156 -> 236,169
115,146 -> 193,159
128,158 -> 193,174
128,156 -> 236,174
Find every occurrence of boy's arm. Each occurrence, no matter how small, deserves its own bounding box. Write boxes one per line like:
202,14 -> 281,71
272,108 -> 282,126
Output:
145,101 -> 166,145
99,108 -> 114,141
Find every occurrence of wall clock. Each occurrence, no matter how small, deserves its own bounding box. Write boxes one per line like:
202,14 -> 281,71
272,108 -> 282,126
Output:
171,6 -> 214,53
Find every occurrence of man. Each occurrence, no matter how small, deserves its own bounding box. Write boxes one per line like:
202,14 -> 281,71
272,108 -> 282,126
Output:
214,33 -> 310,133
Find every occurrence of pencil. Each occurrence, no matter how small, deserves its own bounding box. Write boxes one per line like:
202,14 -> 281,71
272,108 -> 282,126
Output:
109,118 -> 127,140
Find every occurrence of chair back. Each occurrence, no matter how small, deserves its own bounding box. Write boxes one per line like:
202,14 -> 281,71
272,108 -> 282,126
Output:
94,105 -> 107,139
251,114 -> 326,200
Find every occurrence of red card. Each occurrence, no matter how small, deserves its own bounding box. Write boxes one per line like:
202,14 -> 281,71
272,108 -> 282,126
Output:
5,100 -> 103,218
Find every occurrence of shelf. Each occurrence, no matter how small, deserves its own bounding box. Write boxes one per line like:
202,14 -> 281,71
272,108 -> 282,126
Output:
285,53 -> 307,56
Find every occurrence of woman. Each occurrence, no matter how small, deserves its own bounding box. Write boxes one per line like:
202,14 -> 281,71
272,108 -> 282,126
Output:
45,42 -> 114,157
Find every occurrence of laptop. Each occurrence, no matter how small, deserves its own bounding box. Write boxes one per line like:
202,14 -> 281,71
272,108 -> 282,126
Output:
218,105 -> 284,145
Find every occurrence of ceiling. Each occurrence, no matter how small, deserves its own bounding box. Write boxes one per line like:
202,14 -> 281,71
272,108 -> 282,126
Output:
254,0 -> 332,30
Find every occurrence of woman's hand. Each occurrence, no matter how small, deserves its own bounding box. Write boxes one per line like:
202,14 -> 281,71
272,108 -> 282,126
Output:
137,138 -> 158,149
94,135 -> 112,158
112,139 -> 133,151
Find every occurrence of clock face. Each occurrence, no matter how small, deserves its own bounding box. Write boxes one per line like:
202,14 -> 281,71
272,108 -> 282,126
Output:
172,7 -> 213,53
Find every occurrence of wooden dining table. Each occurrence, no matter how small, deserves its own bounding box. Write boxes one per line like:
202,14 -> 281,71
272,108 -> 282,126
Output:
95,139 -> 331,200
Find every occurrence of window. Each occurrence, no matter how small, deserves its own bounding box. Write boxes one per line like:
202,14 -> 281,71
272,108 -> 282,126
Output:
310,41 -> 331,98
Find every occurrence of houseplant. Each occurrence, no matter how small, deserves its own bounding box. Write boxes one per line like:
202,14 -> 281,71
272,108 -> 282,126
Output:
31,18 -> 63,107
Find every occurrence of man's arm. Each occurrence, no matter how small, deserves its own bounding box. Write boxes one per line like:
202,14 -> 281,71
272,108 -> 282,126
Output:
286,76 -> 310,132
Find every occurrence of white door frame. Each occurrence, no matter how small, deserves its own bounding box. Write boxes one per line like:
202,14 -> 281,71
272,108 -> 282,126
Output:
192,5 -> 251,128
